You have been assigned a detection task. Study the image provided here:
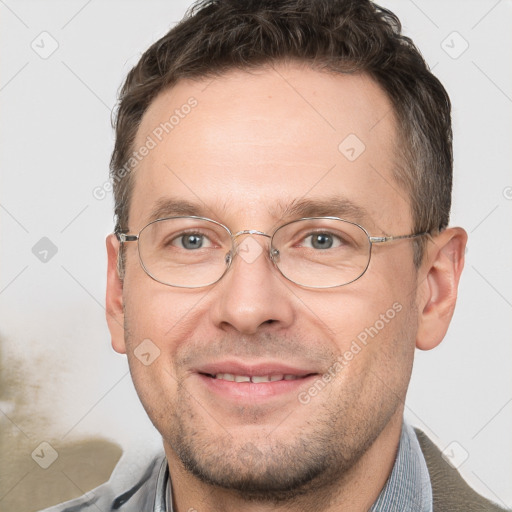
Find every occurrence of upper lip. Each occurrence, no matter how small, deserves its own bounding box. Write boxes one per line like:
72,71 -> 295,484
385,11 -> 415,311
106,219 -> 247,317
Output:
195,360 -> 319,377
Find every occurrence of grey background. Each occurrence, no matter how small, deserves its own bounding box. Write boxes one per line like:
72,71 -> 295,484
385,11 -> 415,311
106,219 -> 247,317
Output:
1,0 -> 511,509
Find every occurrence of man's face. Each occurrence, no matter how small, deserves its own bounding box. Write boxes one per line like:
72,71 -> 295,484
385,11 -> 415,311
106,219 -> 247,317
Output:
113,64 -> 421,498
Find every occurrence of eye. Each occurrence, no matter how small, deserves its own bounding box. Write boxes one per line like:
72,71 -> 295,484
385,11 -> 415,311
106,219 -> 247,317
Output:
302,232 -> 343,250
171,232 -> 212,250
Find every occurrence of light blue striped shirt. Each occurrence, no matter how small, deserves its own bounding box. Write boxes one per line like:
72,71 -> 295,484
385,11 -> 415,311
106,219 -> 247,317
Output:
369,422 -> 433,511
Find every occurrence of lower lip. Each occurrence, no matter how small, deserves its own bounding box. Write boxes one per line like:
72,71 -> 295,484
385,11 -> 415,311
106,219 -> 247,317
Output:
196,373 -> 318,401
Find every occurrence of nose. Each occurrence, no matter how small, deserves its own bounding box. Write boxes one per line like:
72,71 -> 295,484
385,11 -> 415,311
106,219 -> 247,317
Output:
209,234 -> 295,335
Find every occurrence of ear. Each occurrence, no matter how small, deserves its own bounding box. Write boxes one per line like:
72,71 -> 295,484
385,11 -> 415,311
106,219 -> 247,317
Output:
106,234 -> 126,354
415,227 -> 467,351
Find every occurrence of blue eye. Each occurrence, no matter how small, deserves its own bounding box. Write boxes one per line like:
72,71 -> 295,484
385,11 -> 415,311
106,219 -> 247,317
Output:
179,234 -> 205,249
303,232 -> 343,250
168,232 -> 213,250
310,233 -> 333,249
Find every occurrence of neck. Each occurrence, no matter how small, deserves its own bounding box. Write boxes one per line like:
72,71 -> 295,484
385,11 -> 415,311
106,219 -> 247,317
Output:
164,412 -> 403,512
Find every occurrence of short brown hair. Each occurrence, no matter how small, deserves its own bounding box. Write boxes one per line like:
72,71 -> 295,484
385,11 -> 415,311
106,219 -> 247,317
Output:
111,0 -> 452,266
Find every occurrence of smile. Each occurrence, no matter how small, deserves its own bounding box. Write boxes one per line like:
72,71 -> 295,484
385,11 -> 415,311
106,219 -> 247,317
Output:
211,373 -> 303,383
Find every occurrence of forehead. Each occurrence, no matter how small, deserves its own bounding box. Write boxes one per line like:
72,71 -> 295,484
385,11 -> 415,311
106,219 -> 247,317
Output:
130,63 -> 411,232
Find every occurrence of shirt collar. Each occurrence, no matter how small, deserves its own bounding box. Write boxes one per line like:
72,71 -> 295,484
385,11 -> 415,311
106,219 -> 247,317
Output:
369,421 -> 433,512
156,421 -> 432,512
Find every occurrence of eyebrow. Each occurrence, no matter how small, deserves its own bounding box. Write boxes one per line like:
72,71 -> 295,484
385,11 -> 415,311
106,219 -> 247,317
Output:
147,198 -> 214,223
145,196 -> 371,226
270,197 -> 371,224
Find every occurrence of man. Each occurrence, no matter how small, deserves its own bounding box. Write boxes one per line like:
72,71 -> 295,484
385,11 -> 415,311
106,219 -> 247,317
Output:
41,0 -> 506,510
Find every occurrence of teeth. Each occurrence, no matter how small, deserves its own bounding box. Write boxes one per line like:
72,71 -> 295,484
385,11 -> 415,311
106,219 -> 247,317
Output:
217,373 -> 235,381
213,373 -> 300,383
251,375 -> 270,383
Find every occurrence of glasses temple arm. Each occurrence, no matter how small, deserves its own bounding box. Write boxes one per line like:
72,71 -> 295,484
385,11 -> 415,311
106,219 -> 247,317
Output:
369,231 -> 431,244
116,233 -> 139,243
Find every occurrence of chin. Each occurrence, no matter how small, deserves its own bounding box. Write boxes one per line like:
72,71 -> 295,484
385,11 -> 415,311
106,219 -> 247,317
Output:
166,418 -> 371,503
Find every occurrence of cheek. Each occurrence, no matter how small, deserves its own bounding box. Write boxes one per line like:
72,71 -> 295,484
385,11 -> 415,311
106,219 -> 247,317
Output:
125,352 -> 181,436
291,264 -> 417,395
120,285 -> 191,424
122,270 -> 209,349
121,276 -> 213,398
329,299 -> 417,423
292,280 -> 411,352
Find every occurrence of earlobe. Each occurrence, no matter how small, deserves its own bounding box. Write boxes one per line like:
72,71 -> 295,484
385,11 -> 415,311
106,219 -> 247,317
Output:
415,227 -> 468,351
106,234 -> 126,354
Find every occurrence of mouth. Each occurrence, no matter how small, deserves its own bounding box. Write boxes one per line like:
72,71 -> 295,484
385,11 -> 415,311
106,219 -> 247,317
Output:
194,361 -> 319,400
207,373 -> 306,383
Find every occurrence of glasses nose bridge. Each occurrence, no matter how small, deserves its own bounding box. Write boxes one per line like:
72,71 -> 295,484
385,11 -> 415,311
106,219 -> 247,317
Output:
230,229 -> 275,263
232,229 -> 272,244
